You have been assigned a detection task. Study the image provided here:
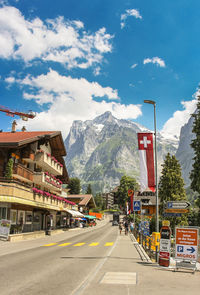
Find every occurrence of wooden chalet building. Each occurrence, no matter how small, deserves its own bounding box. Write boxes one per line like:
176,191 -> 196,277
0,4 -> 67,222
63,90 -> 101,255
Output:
67,195 -> 96,215
0,126 -> 80,237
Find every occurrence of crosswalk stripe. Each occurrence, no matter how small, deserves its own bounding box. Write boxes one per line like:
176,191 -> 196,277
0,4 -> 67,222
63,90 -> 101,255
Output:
104,242 -> 114,247
89,242 -> 99,246
58,243 -> 72,247
42,243 -> 57,247
42,242 -> 115,247
73,242 -> 86,247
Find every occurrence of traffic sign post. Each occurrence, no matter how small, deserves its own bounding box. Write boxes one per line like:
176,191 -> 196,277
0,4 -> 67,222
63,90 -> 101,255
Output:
166,201 -> 190,209
165,209 -> 189,214
133,201 -> 141,211
175,227 -> 199,273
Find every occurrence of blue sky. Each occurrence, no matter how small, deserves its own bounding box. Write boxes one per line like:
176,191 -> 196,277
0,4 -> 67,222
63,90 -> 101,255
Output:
0,0 -> 199,139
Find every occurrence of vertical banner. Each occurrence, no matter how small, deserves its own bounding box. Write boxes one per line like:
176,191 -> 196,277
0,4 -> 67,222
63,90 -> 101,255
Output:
128,189 -> 134,213
130,192 -> 134,213
137,133 -> 155,192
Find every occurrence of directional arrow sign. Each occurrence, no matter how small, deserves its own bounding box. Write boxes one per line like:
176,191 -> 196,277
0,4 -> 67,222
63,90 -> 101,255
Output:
166,201 -> 190,209
187,247 -> 195,254
175,227 -> 199,261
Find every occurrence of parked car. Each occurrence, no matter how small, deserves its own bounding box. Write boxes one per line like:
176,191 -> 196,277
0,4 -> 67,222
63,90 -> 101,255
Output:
112,220 -> 119,226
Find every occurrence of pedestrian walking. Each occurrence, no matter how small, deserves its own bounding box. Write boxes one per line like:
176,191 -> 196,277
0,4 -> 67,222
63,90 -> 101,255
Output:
119,222 -> 122,235
130,221 -> 134,234
124,220 -> 129,235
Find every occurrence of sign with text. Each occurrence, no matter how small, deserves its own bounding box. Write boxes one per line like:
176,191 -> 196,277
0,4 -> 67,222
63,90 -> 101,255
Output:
0,219 -> 11,239
167,201 -> 190,209
160,239 -> 171,254
165,209 -> 189,214
159,226 -> 171,267
175,227 -> 199,261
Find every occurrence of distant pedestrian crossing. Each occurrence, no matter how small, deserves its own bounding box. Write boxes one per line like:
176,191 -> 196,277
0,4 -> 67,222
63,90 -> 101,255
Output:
42,242 -> 114,247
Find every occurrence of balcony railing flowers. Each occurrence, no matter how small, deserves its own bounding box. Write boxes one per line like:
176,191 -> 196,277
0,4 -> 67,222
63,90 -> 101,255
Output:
44,172 -> 62,189
45,153 -> 63,168
37,150 -> 63,169
32,187 -> 75,205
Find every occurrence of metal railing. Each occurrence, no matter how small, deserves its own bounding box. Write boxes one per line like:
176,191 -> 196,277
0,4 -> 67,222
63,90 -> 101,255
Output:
133,229 -> 158,261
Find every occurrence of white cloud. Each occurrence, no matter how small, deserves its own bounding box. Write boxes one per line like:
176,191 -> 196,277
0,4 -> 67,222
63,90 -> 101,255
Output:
143,57 -> 166,67
129,83 -> 135,87
121,9 -> 142,29
0,6 -> 113,69
4,76 -> 15,83
161,99 -> 197,140
15,69 -> 142,137
131,63 -> 137,69
93,66 -> 101,76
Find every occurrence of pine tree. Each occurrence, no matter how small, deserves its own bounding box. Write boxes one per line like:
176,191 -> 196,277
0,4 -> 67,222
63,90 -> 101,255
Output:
158,153 -> 188,231
86,184 -> 92,194
190,95 -> 200,196
190,94 -> 200,224
68,177 -> 81,194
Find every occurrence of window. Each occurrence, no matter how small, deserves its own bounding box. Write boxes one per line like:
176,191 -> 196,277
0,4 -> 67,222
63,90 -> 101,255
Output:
0,207 -> 7,220
33,213 -> 40,223
141,208 -> 149,214
10,210 -> 17,224
17,211 -> 25,224
25,211 -> 33,223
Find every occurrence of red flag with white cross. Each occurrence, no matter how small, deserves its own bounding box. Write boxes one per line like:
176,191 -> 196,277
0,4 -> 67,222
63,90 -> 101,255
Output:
137,133 -> 155,192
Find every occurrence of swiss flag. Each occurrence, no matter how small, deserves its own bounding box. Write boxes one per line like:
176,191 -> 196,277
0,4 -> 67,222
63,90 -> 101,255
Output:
137,133 -> 155,192
138,133 -> 153,150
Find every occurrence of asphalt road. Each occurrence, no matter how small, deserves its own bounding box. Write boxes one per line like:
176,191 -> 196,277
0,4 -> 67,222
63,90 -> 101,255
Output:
0,222 -> 118,295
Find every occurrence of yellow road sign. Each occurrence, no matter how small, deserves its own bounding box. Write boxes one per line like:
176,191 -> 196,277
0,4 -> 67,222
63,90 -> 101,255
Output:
165,209 -> 189,213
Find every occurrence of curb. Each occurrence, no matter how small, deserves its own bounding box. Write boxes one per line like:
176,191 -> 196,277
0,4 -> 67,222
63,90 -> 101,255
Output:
130,233 -> 152,263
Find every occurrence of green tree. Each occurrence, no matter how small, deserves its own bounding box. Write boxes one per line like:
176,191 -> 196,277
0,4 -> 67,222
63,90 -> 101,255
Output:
94,193 -> 105,210
86,184 -> 92,194
68,177 -> 81,194
158,153 -> 188,232
5,158 -> 14,179
116,175 -> 139,210
190,94 -> 200,223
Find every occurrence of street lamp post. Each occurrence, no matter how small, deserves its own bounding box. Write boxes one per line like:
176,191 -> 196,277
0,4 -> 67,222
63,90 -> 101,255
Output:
144,100 -> 159,233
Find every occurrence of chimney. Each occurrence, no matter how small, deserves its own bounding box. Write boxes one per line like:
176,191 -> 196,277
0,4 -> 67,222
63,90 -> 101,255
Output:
21,126 -> 26,132
11,120 -> 17,133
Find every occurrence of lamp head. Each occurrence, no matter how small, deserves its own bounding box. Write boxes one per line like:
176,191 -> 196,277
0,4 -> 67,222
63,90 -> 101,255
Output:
144,100 -> 156,105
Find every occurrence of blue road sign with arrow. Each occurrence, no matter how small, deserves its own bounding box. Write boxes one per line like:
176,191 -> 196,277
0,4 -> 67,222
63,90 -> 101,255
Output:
166,201 -> 190,209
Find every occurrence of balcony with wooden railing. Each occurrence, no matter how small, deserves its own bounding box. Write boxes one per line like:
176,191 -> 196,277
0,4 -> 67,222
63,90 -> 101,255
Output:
34,150 -> 63,176
0,180 -> 71,211
12,163 -> 34,184
33,171 -> 62,193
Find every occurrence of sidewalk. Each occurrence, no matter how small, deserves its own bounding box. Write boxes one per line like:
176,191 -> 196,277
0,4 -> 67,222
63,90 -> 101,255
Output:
0,217 -> 109,257
78,233 -> 200,295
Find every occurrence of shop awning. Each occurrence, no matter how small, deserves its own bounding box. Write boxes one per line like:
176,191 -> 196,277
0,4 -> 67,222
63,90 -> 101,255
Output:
84,215 -> 97,219
64,208 -> 84,218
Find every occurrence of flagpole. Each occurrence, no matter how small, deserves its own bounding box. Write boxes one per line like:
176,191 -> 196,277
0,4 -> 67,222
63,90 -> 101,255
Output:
144,100 -> 159,233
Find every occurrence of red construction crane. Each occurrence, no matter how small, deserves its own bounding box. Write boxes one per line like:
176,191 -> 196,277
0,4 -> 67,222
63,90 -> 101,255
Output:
0,105 -> 36,121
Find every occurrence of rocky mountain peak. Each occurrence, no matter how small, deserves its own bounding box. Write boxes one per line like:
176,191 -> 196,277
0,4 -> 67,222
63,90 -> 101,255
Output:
93,111 -> 117,125
64,111 -> 178,194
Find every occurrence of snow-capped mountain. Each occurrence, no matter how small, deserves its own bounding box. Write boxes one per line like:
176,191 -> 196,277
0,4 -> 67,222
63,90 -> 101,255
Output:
65,111 -> 178,194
